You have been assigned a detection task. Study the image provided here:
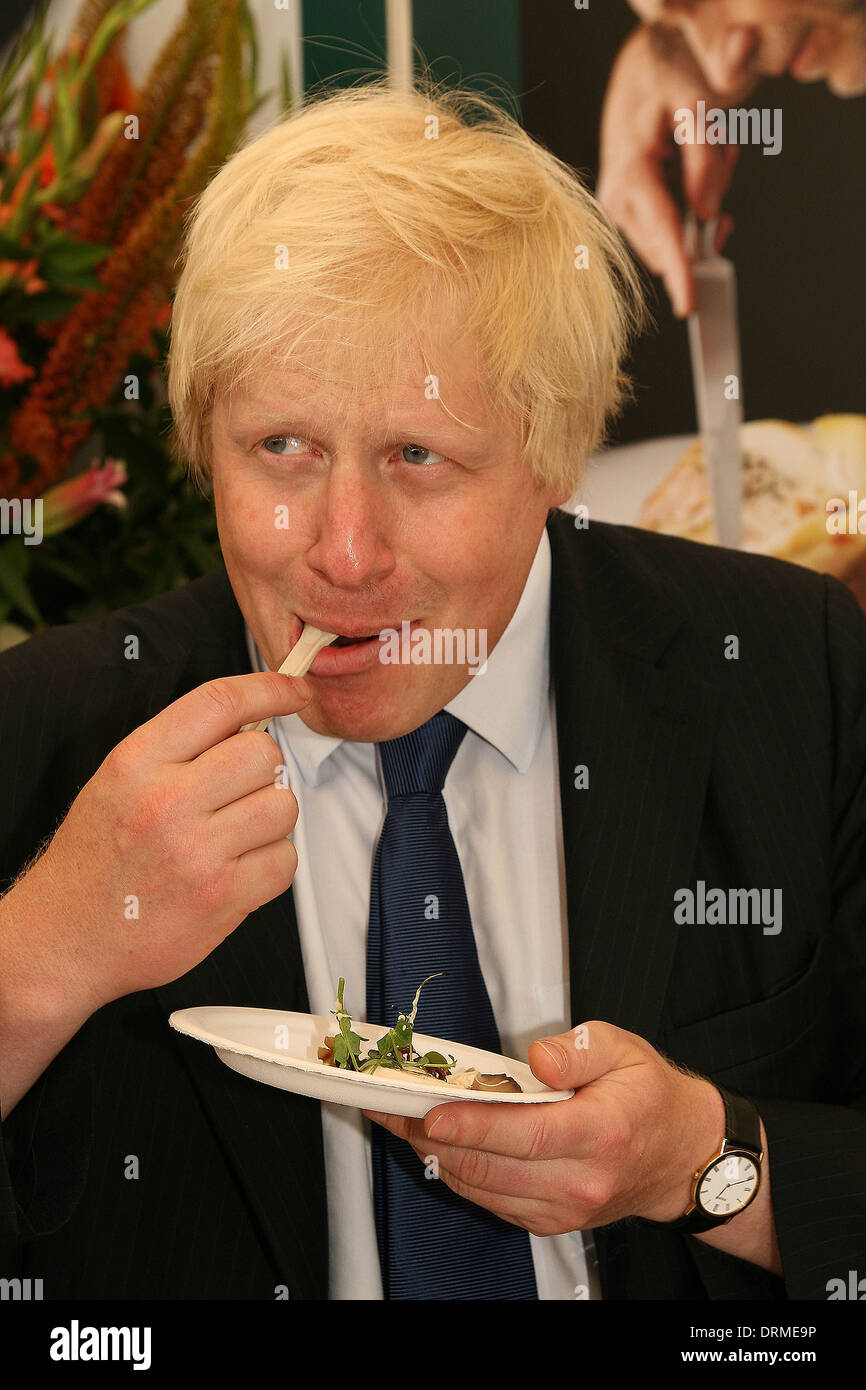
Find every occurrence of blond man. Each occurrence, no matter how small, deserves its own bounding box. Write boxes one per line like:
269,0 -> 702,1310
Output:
0,80 -> 863,1301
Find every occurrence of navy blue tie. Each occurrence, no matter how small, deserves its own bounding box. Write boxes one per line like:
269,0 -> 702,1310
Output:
366,709 -> 538,1299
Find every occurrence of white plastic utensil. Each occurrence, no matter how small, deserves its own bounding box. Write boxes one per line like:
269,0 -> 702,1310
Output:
241,623 -> 337,732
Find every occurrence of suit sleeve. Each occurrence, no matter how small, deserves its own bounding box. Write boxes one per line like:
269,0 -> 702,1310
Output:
0,1017 -> 95,1250
705,575 -> 866,1299
0,640 -> 100,1257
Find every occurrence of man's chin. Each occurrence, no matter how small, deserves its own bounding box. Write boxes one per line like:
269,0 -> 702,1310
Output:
297,705 -> 425,744
297,676 -> 463,744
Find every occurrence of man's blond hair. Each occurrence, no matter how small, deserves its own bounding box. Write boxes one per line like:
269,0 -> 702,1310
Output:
167,75 -> 646,497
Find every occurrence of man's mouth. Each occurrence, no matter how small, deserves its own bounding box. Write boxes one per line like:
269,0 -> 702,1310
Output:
331,631 -> 382,647
287,615 -> 424,678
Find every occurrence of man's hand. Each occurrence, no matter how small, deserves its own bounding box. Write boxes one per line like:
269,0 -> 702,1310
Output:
7,671 -> 313,1016
598,26 -> 742,317
365,1019 -> 728,1233
366,1019 -> 782,1274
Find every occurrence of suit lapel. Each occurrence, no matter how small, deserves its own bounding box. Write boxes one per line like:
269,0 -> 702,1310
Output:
547,512 -> 723,1302
149,567 -> 328,1298
547,512 -> 722,1044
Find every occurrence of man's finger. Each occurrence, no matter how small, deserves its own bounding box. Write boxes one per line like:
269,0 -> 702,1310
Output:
373,1118 -> 585,1217
366,1097 -> 589,1163
435,1088 -> 610,1162
607,159 -> 695,316
128,671 -> 312,765
680,141 -> 739,222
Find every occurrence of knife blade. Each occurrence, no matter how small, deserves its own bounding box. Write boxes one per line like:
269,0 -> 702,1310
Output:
686,215 -> 743,548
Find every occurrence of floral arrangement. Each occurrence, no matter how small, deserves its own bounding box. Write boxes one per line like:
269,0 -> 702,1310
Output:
0,0 -> 273,648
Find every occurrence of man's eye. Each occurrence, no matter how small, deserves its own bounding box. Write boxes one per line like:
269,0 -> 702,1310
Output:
262,435 -> 307,455
400,444 -> 447,466
259,438 -> 448,466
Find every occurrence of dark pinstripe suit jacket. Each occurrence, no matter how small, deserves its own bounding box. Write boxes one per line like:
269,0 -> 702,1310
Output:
1,509 -> 864,1300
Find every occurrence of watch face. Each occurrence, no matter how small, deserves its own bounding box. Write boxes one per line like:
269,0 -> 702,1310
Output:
697,1151 -> 760,1217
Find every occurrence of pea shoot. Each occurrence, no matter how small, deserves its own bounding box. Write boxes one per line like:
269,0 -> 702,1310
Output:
319,974 -> 456,1079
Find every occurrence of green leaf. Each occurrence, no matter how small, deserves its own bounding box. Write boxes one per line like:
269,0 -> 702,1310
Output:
15,289 -> 77,322
76,0 -> 161,87
52,67 -> 79,174
391,1014 -> 413,1051
415,1052 -> 451,1069
359,1057 -> 384,1074
40,266 -> 105,292
329,980 -> 364,1071
0,0 -> 47,119
16,33 -> 49,144
278,45 -> 292,116
333,1021 -> 363,1071
239,0 -> 259,98
0,234 -> 34,260
40,237 -> 110,277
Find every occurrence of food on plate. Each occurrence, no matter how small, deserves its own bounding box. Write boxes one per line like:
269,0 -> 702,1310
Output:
469,1072 -> 523,1093
637,416 -> 866,610
317,974 -> 523,1093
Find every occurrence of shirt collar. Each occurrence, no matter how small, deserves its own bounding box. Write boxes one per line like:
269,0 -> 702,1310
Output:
244,527 -> 552,785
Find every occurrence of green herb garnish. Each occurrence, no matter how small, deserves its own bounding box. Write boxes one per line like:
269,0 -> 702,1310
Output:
331,976 -> 365,1070
324,974 -> 456,1079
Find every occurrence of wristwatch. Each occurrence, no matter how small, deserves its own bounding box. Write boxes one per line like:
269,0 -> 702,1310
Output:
639,1086 -> 764,1234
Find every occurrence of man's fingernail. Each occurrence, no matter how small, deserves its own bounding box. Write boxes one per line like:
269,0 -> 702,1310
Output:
538,1040 -> 568,1073
294,676 -> 312,700
426,1113 -> 454,1142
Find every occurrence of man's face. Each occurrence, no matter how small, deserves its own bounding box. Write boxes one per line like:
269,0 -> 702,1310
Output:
631,0 -> 866,95
210,331 -> 567,743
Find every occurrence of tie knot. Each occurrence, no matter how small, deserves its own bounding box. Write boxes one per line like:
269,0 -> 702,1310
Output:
379,709 -> 467,797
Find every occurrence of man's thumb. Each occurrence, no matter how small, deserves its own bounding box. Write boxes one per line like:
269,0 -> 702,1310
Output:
529,1020 -> 624,1089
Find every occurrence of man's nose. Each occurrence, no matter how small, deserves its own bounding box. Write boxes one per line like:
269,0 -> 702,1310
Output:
306,463 -> 396,589
685,19 -> 758,94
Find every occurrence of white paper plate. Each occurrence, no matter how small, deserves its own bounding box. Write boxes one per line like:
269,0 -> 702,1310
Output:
169,1006 -> 574,1118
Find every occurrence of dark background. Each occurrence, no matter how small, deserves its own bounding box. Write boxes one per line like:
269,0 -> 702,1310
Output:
520,0 -> 866,444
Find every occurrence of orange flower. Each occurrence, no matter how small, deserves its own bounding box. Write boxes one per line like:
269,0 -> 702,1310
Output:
97,51 -> 137,115
0,258 -> 47,294
0,329 -> 35,385
37,145 -> 56,188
